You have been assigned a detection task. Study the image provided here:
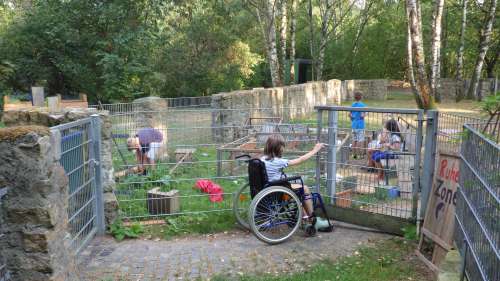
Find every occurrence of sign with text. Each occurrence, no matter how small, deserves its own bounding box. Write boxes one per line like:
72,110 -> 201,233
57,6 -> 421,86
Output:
423,153 -> 459,248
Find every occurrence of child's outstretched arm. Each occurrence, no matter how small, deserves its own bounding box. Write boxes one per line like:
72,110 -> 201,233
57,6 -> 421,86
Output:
289,143 -> 325,166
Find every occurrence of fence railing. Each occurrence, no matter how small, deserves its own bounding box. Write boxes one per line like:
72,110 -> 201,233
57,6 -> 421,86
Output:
51,116 -> 105,255
0,187 -> 10,281
455,123 -> 499,281
91,96 -> 212,113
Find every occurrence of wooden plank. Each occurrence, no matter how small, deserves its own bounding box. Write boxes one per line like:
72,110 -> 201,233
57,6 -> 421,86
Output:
323,205 -> 414,235
421,227 -> 452,251
415,250 -> 440,275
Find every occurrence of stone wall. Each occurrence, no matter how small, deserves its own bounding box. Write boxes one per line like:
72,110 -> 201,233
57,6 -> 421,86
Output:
343,79 -> 388,101
437,78 -> 498,100
1,108 -> 118,226
211,80 -> 342,141
0,126 -> 80,281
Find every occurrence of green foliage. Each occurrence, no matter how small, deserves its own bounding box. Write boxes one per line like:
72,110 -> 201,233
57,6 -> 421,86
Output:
401,225 -> 418,241
0,0 -> 497,102
481,93 -> 500,115
109,219 -> 144,241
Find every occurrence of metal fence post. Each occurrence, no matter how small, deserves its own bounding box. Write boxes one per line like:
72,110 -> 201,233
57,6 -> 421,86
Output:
412,110 -> 424,221
91,114 -> 106,235
420,110 -> 438,220
315,109 -> 323,193
326,110 -> 338,204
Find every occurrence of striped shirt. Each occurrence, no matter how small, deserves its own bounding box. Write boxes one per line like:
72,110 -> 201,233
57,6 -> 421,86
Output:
261,157 -> 289,182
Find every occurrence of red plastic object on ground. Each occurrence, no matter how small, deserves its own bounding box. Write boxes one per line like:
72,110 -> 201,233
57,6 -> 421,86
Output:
194,179 -> 224,202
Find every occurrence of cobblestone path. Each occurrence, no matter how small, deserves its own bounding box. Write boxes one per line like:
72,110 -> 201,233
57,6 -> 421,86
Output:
78,222 -> 390,281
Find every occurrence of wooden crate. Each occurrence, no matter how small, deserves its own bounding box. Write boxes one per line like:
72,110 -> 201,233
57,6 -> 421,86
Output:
147,188 -> 180,215
335,189 -> 353,208
175,148 -> 196,162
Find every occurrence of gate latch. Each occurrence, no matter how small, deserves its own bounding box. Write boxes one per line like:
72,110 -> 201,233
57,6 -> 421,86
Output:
90,159 -> 100,167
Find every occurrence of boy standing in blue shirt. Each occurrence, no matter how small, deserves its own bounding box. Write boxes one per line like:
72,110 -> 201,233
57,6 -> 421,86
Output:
350,92 -> 366,159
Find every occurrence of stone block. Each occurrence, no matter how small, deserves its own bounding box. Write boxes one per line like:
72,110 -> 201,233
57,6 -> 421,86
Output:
31,87 -> 45,107
104,192 -> 119,226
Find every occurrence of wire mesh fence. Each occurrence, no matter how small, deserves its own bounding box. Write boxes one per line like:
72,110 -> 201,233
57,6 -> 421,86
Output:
437,112 -> 486,155
111,107 -> 323,220
315,106 -> 424,220
0,187 -> 10,281
51,117 -> 104,254
454,123 -> 499,281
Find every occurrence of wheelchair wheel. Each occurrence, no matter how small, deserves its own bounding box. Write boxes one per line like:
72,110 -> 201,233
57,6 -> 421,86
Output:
233,183 -> 251,229
249,186 -> 302,244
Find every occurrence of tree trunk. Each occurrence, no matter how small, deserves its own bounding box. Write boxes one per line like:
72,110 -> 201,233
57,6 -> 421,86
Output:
456,0 -> 468,101
466,0 -> 497,100
279,0 -> 288,82
485,48 -> 499,78
430,0 -> 444,102
351,1 -> 373,76
257,1 -> 282,87
407,0 -> 434,109
290,0 -> 297,84
308,0 -> 315,80
317,0 -> 334,81
406,2 -> 423,108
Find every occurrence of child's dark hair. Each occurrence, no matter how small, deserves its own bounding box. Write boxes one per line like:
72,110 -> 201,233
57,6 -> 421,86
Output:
264,134 -> 285,160
354,92 -> 363,101
385,119 -> 401,138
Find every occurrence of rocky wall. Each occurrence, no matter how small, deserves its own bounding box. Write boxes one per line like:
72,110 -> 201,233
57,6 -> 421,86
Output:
0,126 -> 81,281
1,108 -> 118,226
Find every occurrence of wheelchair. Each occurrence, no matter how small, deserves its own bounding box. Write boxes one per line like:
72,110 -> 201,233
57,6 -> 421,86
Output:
232,155 -> 333,244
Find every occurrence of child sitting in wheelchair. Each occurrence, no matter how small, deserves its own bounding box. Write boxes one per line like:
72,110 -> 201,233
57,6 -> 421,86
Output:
261,134 -> 325,218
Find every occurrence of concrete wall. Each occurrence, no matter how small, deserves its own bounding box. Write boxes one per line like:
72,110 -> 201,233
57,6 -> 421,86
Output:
343,79 -> 388,101
1,108 -> 118,226
0,126 -> 81,281
211,80 -> 342,141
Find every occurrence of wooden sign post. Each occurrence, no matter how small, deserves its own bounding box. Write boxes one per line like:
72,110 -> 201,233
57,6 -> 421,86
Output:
416,152 -> 460,275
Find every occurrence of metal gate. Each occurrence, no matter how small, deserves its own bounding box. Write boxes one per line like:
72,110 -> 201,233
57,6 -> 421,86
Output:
51,115 -> 105,254
314,106 -> 438,234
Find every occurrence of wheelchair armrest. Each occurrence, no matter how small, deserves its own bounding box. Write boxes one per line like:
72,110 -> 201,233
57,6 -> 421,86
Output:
283,175 -> 302,182
267,176 -> 302,186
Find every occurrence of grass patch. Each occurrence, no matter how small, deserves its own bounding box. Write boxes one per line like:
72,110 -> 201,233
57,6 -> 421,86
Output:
212,238 -> 432,281
0,121 -> 5,128
140,211 -> 238,240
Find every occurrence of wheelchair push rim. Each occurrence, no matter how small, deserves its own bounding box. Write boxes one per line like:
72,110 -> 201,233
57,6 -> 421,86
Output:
233,183 -> 251,230
249,186 -> 302,244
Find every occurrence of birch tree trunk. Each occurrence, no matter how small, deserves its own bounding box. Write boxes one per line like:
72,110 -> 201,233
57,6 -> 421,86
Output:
255,0 -> 282,87
308,0 -> 315,80
430,0 -> 444,102
290,0 -> 297,84
407,0 -> 434,109
279,0 -> 288,82
351,1 -> 374,76
456,0 -> 468,101
466,0 -> 497,100
406,2 -> 423,108
317,0 -> 334,81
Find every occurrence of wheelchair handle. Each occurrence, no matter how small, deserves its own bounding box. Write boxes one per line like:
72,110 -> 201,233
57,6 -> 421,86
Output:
235,154 -> 251,160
